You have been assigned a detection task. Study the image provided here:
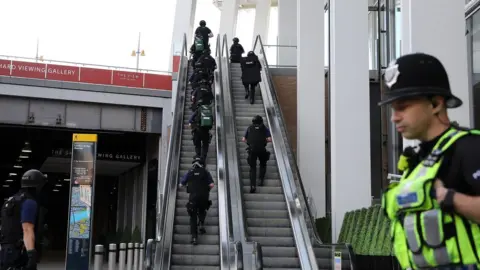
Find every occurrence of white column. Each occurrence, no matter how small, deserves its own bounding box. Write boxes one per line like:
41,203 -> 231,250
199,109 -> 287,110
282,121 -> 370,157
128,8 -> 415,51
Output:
297,0 -> 325,218
400,0 -> 471,150
170,0 -> 197,113
219,0 -> 240,45
277,0 -> 297,66
252,0 -> 271,48
330,0 -> 371,242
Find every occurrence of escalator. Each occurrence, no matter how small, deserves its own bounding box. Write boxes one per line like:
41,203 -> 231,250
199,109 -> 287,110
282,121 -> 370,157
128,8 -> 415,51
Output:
222,34 -> 356,269
170,64 -> 220,269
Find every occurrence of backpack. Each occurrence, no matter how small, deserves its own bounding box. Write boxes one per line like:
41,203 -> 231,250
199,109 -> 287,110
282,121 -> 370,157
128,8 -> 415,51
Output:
246,124 -> 267,152
195,36 -> 204,52
196,104 -> 213,128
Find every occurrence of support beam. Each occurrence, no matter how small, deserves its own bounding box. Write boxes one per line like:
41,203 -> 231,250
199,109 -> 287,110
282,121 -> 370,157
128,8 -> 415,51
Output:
297,0 -> 325,218
277,0 -> 297,66
252,0 -> 271,48
219,0 -> 240,45
400,0 -> 471,150
330,0 -> 371,242
171,0 -> 197,113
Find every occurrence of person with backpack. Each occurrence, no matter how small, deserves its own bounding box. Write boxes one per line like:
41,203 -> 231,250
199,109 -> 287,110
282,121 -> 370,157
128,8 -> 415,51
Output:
189,100 -> 214,160
179,157 -> 215,245
242,115 -> 272,193
0,169 -> 47,270
230,37 -> 245,63
190,34 -> 205,69
241,51 -> 262,104
194,20 -> 214,50
194,49 -> 216,83
191,82 -> 214,111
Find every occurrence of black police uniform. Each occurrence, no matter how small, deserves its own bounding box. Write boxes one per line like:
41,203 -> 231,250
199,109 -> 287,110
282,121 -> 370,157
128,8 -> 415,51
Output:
194,21 -> 212,50
0,169 -> 46,270
191,84 -> 213,111
190,107 -> 213,160
182,160 -> 213,244
380,53 -> 480,269
245,117 -> 270,193
195,52 -> 216,78
241,52 -> 262,104
190,43 -> 203,69
230,38 -> 245,63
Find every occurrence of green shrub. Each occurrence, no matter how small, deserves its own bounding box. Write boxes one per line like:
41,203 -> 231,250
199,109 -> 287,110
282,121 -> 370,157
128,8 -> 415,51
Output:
357,206 -> 376,255
351,208 -> 366,253
379,218 -> 392,255
337,211 -> 350,243
345,210 -> 360,243
361,205 -> 380,255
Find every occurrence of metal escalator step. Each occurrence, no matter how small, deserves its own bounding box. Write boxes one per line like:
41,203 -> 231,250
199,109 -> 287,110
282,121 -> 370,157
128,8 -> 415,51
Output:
230,66 -> 300,269
171,65 -> 219,269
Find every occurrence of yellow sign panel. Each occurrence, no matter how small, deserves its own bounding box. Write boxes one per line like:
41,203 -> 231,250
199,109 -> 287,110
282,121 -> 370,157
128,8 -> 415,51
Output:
73,134 -> 98,142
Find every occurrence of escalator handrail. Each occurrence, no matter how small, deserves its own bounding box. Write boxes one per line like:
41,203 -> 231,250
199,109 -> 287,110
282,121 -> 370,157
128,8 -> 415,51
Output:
253,35 -> 357,268
213,34 -> 238,269
248,36 -> 320,270
153,33 -> 188,269
220,35 -> 263,270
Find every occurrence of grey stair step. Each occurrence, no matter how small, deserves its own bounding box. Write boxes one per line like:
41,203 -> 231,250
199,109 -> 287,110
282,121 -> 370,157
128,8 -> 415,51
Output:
171,65 -> 220,269
246,210 -> 289,219
247,218 -> 291,227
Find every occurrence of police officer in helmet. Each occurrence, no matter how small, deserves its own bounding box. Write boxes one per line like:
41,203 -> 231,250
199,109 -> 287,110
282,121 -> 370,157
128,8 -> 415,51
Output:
230,37 -> 245,63
240,51 -> 262,104
179,157 -> 215,245
194,20 -> 213,50
380,53 -> 480,269
242,115 -> 272,193
0,169 -> 46,270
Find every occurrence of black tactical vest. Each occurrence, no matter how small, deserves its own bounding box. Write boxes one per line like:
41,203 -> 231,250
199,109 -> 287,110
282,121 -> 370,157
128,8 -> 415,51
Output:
247,124 -> 267,152
187,168 -> 210,200
0,192 -> 35,244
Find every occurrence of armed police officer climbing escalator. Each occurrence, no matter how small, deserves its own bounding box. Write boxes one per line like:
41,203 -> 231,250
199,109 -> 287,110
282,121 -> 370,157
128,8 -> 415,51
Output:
230,37 -> 245,63
178,158 -> 215,245
0,170 -> 47,270
240,51 -> 262,104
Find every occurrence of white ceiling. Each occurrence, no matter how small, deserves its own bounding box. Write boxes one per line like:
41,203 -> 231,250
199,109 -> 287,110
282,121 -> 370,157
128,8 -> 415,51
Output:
40,157 -> 140,177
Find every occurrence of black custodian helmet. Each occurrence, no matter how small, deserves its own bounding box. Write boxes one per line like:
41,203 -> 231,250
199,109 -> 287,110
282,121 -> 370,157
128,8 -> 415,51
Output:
233,37 -> 239,43
252,115 -> 263,125
378,53 -> 462,108
199,20 -> 206,26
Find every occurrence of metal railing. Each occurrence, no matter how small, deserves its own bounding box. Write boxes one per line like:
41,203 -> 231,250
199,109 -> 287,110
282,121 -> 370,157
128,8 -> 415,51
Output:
93,242 -> 145,270
261,44 -> 297,68
219,34 -> 263,269
253,34 -> 358,269
0,54 -> 171,75
152,33 -> 188,269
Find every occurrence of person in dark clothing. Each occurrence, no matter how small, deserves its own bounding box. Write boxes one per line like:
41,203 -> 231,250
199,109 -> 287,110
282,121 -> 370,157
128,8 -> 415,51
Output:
194,20 -> 213,49
380,53 -> 480,270
191,83 -> 213,111
242,115 -> 272,193
179,158 -> 215,245
230,37 -> 245,63
0,169 -> 47,270
195,49 -> 216,76
190,35 -> 205,69
189,101 -> 213,160
241,51 -> 262,104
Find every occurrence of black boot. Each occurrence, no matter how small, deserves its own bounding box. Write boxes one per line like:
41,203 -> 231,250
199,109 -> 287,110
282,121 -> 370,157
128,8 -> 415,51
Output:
245,88 -> 249,99
191,236 -> 198,245
199,222 -> 206,234
259,166 -> 266,186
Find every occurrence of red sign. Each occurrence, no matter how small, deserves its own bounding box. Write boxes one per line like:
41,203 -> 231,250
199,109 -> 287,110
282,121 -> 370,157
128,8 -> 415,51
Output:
144,74 -> 171,90
11,61 -> 46,79
0,60 -> 11,76
172,56 -> 180,73
46,64 -> 79,82
112,71 -> 143,88
80,67 -> 112,85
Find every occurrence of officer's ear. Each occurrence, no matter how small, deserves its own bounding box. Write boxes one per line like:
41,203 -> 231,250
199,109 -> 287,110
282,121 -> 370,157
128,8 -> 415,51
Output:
430,96 -> 444,115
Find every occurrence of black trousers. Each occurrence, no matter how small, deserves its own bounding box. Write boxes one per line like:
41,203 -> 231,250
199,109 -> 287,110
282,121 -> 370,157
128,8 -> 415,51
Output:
186,196 -> 210,237
247,149 -> 270,187
0,244 -> 27,270
243,82 -> 258,104
192,128 -> 212,160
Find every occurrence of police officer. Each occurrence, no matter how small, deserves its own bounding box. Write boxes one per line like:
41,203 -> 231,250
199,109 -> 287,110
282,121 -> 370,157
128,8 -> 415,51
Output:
0,169 -> 46,270
194,20 -> 214,49
189,100 -> 213,160
380,53 -> 480,269
179,158 -> 215,245
191,82 -> 213,111
195,49 -> 217,81
242,115 -> 272,193
190,34 -> 205,69
240,51 -> 262,104
230,37 -> 245,63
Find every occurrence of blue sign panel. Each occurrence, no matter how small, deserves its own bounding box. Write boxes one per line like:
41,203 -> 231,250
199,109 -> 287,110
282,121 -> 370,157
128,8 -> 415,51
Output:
65,134 -> 98,270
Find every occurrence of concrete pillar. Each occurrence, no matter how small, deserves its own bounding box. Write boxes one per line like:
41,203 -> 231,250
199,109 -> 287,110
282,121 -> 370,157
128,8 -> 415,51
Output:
252,0 -> 271,48
329,0 -> 371,242
219,0 -> 240,46
277,0 -> 297,66
400,0 -> 471,150
171,0 -> 197,113
296,0 -> 325,218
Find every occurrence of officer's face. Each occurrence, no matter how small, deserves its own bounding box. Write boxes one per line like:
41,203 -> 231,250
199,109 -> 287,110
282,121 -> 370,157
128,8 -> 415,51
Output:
390,97 -> 434,140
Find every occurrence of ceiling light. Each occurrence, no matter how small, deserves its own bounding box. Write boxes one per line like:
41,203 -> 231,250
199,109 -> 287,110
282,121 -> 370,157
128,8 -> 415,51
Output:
64,178 -> 70,181
2,185 -> 9,188
19,155 -> 29,159
9,173 -> 17,176
53,189 -> 59,192
22,142 -> 32,153
5,179 -> 13,182
55,184 -> 62,187
13,164 -> 22,169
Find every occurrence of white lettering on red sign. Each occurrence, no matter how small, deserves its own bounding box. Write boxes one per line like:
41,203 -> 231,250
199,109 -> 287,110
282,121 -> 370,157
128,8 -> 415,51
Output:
47,67 -> 76,76
0,63 -> 11,70
13,64 -> 46,73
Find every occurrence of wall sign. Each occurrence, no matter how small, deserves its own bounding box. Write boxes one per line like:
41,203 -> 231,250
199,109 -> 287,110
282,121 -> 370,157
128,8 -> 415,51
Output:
51,148 -> 143,162
65,134 -> 98,270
